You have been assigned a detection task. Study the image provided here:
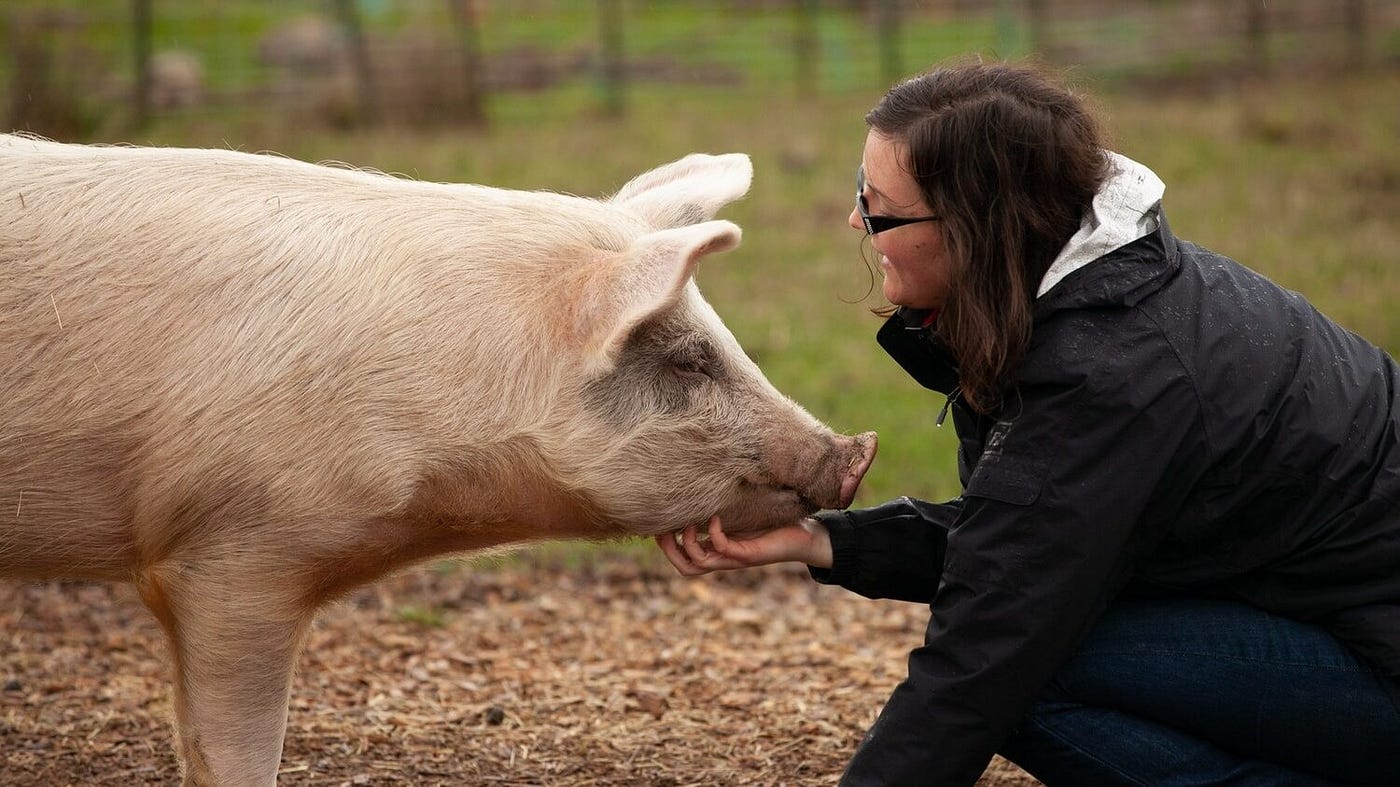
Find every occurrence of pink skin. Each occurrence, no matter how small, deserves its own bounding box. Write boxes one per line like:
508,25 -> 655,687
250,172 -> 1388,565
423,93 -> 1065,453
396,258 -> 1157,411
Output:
658,131 -> 949,576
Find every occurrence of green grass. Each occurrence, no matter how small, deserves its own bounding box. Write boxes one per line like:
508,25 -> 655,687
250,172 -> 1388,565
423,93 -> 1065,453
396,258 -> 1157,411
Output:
394,604 -> 447,628
123,68 -> 1400,520
128,68 -> 1400,518
1,1 -> 1020,100
25,13 -> 1397,559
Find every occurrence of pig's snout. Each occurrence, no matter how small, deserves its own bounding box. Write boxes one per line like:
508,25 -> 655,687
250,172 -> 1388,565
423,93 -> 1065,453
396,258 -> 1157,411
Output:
836,431 -> 878,509
705,429 -> 878,537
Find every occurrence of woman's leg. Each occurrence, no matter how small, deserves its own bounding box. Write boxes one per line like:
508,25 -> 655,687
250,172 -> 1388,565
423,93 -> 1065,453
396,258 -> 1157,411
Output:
998,597 -> 1400,787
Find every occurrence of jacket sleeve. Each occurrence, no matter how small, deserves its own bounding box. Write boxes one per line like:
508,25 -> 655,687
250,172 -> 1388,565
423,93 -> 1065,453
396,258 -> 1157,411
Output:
807,496 -> 962,604
839,335 -> 1202,786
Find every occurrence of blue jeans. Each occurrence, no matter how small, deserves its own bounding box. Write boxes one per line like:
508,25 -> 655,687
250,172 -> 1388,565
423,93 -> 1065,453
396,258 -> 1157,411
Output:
998,597 -> 1400,786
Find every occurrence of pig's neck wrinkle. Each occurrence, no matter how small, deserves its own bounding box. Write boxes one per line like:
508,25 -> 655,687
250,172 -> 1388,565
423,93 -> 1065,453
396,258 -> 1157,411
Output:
297,468 -> 614,607
412,443 -> 614,540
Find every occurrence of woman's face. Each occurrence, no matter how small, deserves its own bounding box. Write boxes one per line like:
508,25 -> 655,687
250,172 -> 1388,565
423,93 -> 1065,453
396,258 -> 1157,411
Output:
848,131 -> 951,311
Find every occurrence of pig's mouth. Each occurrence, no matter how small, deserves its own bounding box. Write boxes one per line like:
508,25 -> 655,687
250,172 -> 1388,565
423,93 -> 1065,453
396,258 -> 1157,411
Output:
741,478 -> 819,512
711,431 -> 876,536
708,478 -> 820,535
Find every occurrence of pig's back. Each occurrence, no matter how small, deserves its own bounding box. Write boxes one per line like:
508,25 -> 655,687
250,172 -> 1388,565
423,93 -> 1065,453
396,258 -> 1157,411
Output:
0,136 -> 586,578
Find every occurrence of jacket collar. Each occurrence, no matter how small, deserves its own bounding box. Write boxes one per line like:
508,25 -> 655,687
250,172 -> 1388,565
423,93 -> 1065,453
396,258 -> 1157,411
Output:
877,309 -> 960,395
1037,152 -> 1166,297
1033,210 -> 1178,317
877,203 -> 1181,395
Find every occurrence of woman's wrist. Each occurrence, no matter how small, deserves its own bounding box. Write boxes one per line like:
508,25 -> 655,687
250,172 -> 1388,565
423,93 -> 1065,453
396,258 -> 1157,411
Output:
798,517 -> 834,568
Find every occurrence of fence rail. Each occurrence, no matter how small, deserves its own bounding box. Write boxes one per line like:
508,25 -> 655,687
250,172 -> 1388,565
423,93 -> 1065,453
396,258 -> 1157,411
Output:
5,0 -> 1397,139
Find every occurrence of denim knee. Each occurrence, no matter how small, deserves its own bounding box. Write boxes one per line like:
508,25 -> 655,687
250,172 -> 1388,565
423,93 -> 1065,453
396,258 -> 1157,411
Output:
1000,597 -> 1400,786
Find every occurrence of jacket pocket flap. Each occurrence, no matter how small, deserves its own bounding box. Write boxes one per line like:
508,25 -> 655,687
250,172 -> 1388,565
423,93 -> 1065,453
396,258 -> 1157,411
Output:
965,458 -> 1045,506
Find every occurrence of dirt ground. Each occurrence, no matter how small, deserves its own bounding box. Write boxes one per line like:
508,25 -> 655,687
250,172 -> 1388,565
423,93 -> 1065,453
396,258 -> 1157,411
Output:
2,552 -> 1040,786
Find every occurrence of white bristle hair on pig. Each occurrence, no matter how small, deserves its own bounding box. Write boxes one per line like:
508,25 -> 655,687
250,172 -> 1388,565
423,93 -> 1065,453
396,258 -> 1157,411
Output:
0,134 -> 876,785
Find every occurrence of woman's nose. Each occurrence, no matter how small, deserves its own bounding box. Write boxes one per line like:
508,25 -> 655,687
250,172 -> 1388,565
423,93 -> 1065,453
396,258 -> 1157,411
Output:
848,206 -> 864,232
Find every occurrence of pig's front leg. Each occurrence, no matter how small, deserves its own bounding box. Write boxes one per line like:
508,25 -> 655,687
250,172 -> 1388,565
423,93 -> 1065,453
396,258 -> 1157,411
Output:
137,555 -> 312,787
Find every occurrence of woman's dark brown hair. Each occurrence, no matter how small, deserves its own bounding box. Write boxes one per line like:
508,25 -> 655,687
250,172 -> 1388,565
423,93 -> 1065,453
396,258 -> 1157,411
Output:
866,59 -> 1111,413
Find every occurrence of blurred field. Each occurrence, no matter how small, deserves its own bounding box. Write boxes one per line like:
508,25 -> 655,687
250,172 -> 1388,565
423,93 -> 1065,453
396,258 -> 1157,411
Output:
121,66 -> 1400,509
3,23 -> 1397,784
10,5 -> 1399,508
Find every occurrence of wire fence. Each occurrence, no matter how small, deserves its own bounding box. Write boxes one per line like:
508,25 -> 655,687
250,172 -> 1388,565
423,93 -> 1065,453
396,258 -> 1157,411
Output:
6,0 -> 1397,139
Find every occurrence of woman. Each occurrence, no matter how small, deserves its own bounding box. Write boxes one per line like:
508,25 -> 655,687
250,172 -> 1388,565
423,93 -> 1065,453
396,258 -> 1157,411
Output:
657,61 -> 1400,786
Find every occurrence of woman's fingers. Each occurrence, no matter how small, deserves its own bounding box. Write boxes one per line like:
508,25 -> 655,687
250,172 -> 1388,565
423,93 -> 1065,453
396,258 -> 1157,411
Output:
654,528 -> 703,576
704,516 -> 762,561
681,517 -> 716,565
706,514 -> 734,553
656,515 -> 817,575
655,518 -> 731,576
707,516 -> 814,565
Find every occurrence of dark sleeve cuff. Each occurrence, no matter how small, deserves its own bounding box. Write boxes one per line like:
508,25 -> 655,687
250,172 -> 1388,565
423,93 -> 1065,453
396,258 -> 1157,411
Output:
805,496 -> 959,603
808,509 -> 859,586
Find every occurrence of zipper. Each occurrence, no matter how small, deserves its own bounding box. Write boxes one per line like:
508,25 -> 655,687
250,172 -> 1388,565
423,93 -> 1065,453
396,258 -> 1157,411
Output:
936,387 -> 962,427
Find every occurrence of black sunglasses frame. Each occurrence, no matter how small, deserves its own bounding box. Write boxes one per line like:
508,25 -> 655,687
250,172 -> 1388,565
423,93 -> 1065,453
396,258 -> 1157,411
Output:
856,166 -> 940,235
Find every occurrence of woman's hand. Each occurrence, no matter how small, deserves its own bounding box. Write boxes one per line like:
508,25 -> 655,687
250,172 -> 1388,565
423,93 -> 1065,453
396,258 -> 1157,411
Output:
654,514 -> 833,576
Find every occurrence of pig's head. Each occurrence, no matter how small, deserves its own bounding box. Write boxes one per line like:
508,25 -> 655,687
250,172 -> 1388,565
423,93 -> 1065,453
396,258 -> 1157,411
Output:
532,154 -> 876,537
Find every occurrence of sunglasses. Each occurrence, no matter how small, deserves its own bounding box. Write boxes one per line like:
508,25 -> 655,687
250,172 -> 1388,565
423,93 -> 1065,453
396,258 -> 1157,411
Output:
856,165 -> 940,235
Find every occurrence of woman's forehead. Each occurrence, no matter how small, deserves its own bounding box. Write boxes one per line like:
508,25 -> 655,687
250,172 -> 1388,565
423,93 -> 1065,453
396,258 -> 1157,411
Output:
862,131 -> 904,165
861,132 -> 921,201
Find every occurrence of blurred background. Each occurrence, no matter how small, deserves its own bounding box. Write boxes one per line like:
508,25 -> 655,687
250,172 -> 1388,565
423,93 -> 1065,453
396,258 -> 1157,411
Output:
6,0 -> 1399,508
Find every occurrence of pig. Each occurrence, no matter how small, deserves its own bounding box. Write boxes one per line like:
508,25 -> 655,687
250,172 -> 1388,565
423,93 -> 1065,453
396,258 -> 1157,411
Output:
0,134 -> 877,786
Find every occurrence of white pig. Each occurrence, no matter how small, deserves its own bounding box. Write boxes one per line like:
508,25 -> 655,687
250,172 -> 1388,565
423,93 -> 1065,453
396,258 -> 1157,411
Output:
0,134 -> 876,786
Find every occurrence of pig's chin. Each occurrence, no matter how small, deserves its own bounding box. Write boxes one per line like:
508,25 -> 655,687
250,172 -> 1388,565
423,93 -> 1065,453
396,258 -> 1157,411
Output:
710,486 -> 817,536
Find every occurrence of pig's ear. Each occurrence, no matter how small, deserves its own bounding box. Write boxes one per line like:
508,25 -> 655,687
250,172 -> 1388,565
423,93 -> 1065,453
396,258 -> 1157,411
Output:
581,219 -> 741,368
610,153 -> 752,228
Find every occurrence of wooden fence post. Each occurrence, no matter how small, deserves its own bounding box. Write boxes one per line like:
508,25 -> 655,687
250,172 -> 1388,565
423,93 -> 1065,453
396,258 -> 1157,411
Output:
448,0 -> 487,126
333,0 -> 378,126
1245,0 -> 1270,75
131,0 -> 152,129
1027,0 -> 1050,60
875,0 -> 901,87
1345,0 -> 1368,71
794,0 -> 820,98
598,0 -> 626,117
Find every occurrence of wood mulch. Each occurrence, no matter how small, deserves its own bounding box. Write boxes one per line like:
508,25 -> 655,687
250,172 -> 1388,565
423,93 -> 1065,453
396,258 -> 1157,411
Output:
2,552 -> 1040,786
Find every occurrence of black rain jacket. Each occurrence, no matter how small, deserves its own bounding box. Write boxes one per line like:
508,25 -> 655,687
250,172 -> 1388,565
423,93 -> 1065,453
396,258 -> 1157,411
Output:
812,210 -> 1400,786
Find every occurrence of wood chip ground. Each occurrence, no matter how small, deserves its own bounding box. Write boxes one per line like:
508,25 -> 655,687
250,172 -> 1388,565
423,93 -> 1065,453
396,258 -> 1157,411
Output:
2,553 -> 1040,786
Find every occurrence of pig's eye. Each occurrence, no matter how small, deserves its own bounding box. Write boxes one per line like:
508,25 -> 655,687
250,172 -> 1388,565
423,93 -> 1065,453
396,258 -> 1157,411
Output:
669,354 -> 714,384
